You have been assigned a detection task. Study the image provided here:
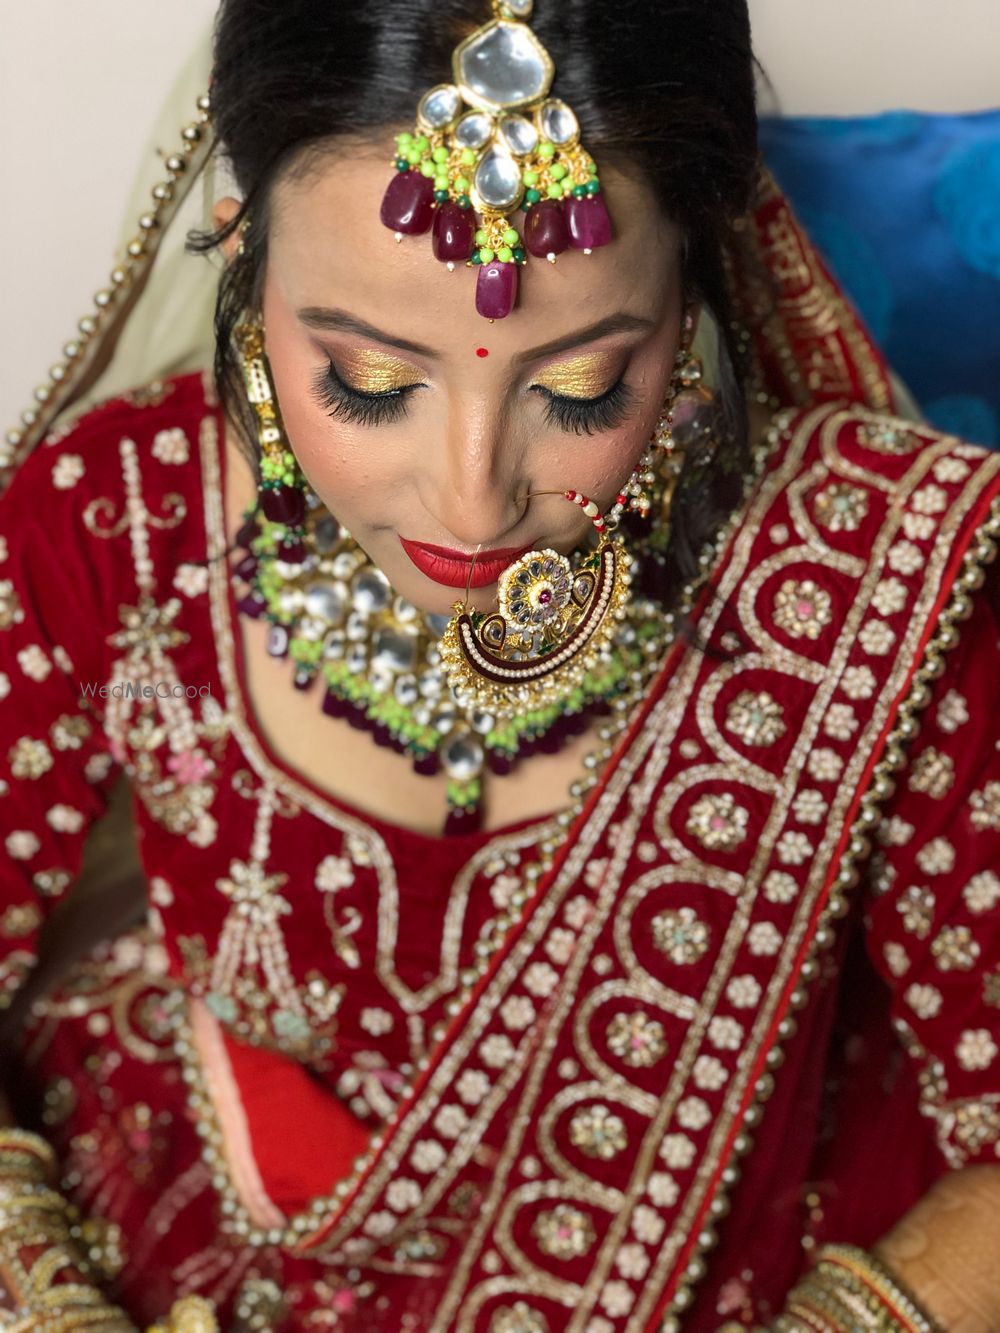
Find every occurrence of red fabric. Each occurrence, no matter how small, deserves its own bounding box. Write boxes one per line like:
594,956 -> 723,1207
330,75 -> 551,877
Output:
0,374 -> 997,1331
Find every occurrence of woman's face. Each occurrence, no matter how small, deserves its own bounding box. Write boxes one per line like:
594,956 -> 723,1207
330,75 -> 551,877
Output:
243,138 -> 684,617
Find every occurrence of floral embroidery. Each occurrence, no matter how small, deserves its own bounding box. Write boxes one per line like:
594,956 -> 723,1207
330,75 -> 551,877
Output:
842,665 -> 876,700
897,885 -> 935,939
902,512 -> 936,541
17,645 -> 53,682
955,1030 -> 998,1071
807,748 -> 843,783
532,1204 -> 595,1260
568,1105 -> 628,1160
964,872 -> 1000,915
777,831 -> 813,865
500,996 -> 536,1031
659,1134 -> 696,1169
599,1283 -> 634,1318
969,781 -> 1000,832
648,1172 -> 680,1206
858,620 -> 896,656
954,1103 -> 1000,1154
173,563 -> 209,598
692,1055 -> 727,1090
823,704 -> 858,741
8,737 -> 54,780
51,453 -> 85,490
45,805 -> 84,834
763,871 -> 798,904
605,1011 -> 667,1068
748,922 -> 782,956
650,906 -> 710,964
915,838 -> 956,876
910,484 -> 948,516
5,831 -> 40,860
0,581 -> 24,631
877,816 -> 914,847
870,577 -> 908,616
858,421 -> 921,454
480,1034 -> 516,1068
676,1096 -> 711,1130
726,975 -> 762,1009
523,962 -> 559,997
907,748 -> 956,800
931,926 -> 980,972
708,1016 -> 743,1050
814,483 -> 869,532
792,789 -> 828,825
615,1244 -> 650,1280
936,689 -> 969,733
434,1105 -> 469,1138
544,928 -> 576,965
386,1178 -> 422,1212
883,942 -> 910,977
1,903 -> 42,937
631,1204 -> 665,1245
686,793 -> 749,851
904,983 -> 943,1020
724,690 -> 786,746
360,1007 -> 393,1036
411,1140 -> 447,1173
50,715 -> 92,751
151,428 -> 190,465
887,541 -> 923,576
772,578 -> 833,640
932,457 -> 971,483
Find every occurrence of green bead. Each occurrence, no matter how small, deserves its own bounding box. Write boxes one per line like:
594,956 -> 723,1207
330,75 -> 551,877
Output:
434,189 -> 450,202
474,228 -> 488,245
502,226 -> 519,246
432,145 -> 449,164
479,246 -> 494,263
395,158 -> 409,172
414,135 -> 430,153
434,174 -> 449,191
539,141 -> 556,159
524,187 -> 541,204
546,181 -> 564,199
454,175 -> 470,193
549,163 -> 567,181
420,160 -> 436,178
396,131 -> 413,148
406,147 -> 422,165
457,194 -> 471,209
460,148 -> 477,167
513,246 -> 526,262
586,179 -> 600,195
522,169 -> 539,186
498,245 -> 513,262
572,183 -> 586,197
470,251 -> 483,265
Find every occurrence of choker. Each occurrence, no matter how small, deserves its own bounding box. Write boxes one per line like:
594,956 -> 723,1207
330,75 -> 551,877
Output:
230,492 -> 674,836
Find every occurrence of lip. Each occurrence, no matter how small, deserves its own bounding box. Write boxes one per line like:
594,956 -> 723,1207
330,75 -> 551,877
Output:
399,536 -> 533,589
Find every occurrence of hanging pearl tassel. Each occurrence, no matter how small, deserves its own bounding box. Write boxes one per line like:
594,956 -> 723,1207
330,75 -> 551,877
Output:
564,489 -> 606,532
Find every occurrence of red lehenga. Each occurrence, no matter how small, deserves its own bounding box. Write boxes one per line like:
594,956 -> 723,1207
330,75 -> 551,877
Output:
0,180 -> 999,1333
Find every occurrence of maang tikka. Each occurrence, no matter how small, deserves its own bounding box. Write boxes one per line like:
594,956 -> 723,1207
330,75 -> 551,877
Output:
379,0 -> 611,319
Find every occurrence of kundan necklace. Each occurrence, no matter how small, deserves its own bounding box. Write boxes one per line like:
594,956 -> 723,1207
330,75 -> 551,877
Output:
230,491 -> 676,836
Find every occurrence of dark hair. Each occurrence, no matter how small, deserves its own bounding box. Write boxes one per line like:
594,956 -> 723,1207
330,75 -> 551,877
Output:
192,0 -> 759,611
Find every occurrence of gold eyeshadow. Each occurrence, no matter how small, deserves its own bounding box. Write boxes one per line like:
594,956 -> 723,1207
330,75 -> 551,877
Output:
335,346 -> 425,393
532,352 -> 621,399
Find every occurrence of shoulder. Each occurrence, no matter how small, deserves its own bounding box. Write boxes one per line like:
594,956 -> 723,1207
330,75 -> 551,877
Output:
1,371 -> 218,513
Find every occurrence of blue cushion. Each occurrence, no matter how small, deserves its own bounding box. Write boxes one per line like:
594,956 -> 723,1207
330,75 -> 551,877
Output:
760,110 -> 1000,446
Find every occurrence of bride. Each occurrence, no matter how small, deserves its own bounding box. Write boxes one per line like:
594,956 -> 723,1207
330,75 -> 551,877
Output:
0,1 -> 998,1329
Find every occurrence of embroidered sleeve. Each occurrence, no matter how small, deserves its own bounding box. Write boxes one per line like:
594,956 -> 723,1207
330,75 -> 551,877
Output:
0,428 -> 122,1006
864,560 -> 1000,1168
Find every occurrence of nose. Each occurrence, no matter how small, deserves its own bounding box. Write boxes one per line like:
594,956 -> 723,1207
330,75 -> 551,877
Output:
420,399 -> 527,547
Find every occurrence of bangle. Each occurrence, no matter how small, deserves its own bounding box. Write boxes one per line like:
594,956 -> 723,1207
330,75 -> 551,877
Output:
775,1243 -> 947,1333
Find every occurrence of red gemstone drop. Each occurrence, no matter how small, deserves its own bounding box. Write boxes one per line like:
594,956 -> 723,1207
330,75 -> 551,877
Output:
379,171 -> 435,235
432,201 -> 474,261
524,199 -> 570,257
565,194 -> 612,250
475,261 -> 518,320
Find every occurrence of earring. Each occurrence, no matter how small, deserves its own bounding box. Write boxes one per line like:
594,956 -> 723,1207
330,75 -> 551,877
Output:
233,322 -> 309,561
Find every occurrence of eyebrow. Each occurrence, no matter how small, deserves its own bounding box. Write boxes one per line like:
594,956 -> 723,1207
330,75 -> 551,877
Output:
297,307 -> 656,363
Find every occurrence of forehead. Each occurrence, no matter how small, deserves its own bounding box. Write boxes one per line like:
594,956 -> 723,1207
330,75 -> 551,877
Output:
267,139 -> 681,349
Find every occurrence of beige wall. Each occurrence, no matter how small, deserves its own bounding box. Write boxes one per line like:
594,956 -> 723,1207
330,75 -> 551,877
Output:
3,1 -> 999,433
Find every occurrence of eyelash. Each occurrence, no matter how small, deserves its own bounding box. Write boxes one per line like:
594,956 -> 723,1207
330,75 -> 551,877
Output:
311,361 -> 637,435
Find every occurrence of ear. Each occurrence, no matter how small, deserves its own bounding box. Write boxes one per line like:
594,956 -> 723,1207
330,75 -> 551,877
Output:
213,196 -> 244,263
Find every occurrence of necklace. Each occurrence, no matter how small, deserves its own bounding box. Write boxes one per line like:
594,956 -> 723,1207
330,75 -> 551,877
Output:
230,486 -> 674,835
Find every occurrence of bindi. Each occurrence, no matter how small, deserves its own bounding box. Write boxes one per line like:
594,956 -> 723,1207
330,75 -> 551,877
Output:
475,347 -> 489,358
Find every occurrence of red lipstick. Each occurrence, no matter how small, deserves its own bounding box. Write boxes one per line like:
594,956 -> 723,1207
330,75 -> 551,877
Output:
399,536 -> 531,588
